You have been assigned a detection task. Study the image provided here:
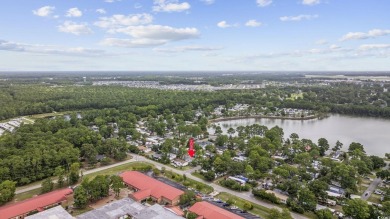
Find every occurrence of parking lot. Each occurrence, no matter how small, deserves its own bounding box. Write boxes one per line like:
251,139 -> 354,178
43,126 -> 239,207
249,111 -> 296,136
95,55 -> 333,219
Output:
205,199 -> 262,219
155,176 -> 188,191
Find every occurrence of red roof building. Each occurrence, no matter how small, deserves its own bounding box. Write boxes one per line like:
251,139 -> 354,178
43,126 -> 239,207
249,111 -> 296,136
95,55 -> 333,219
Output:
188,201 -> 245,219
0,188 -> 73,219
120,171 -> 184,205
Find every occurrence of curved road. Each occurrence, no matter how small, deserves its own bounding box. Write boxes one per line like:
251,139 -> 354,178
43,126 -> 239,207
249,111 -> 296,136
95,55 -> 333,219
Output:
15,153 -> 308,219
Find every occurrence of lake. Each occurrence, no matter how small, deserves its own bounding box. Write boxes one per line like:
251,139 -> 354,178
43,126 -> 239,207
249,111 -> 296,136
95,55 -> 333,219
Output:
209,114 -> 390,156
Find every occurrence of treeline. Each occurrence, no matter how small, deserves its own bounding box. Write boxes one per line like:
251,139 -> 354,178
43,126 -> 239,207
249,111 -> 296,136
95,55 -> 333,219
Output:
1,82 -> 390,120
0,117 -> 128,185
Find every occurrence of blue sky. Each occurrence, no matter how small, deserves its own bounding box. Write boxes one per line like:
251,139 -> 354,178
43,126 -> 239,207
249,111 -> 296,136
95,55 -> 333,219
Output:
0,0 -> 389,71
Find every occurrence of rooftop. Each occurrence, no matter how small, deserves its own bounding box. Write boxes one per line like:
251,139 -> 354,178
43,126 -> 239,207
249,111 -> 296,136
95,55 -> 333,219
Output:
189,201 -> 245,219
25,206 -> 73,219
120,171 -> 184,201
76,198 -> 184,219
0,188 -> 73,219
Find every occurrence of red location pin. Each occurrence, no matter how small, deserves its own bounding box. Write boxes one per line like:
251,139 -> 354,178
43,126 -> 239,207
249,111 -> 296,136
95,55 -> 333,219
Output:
188,138 -> 195,157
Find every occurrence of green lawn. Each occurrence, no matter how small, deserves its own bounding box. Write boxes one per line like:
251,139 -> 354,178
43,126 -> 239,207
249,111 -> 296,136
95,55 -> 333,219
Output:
28,112 -> 66,119
13,188 -> 42,202
216,192 -> 271,218
162,170 -> 213,194
85,162 -> 153,179
368,194 -> 382,204
357,185 -> 369,196
191,171 -> 206,181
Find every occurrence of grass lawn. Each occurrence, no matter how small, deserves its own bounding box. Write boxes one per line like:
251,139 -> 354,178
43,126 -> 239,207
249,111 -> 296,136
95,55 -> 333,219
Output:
162,170 -> 213,194
13,188 -> 42,202
368,194 -> 382,204
187,178 -> 213,194
216,192 -> 271,218
28,112 -> 67,119
85,162 -> 153,179
191,171 -> 206,180
357,185 -> 369,196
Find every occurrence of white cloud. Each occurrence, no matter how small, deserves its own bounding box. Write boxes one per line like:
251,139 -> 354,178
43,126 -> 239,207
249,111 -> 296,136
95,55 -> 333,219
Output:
256,0 -> 272,7
330,44 -> 341,50
153,0 -> 191,12
217,21 -> 238,28
280,14 -> 319,22
154,45 -> 223,53
340,29 -> 390,41
66,8 -> 83,17
101,38 -> 165,47
33,6 -> 55,17
101,25 -> 199,47
94,14 -> 153,30
0,39 -> 105,56
245,20 -> 262,27
358,44 -> 390,51
96,9 -> 107,14
302,0 -> 320,5
315,39 -> 328,45
201,0 -> 215,5
113,25 -> 199,40
58,21 -> 93,35
134,3 -> 143,9
105,0 -> 121,3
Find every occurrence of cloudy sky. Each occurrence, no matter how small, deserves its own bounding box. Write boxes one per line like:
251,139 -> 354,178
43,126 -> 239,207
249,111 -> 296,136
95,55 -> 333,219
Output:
0,0 -> 389,71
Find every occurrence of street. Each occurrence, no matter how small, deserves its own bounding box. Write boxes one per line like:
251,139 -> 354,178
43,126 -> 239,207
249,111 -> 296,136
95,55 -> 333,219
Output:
15,153 -> 308,219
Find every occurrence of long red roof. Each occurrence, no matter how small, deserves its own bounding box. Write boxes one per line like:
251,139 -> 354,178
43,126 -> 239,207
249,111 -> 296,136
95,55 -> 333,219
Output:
120,171 -> 184,201
0,188 -> 73,219
189,201 -> 245,219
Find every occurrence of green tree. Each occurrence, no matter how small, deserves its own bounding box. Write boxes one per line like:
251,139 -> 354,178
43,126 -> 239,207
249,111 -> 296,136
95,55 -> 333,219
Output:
268,208 -> 281,219
332,140 -> 343,151
186,212 -> 198,219
281,208 -> 293,219
318,138 -> 329,156
74,185 -> 88,209
316,209 -> 333,219
68,162 -> 80,185
297,188 -> 316,211
370,155 -> 386,169
110,175 -> 124,197
343,199 -> 370,219
348,142 -> 365,153
180,190 -> 196,205
214,126 -> 223,135
243,202 -> 253,211
0,180 -> 16,205
215,135 -> 228,146
308,180 -> 329,200
227,127 -> 235,137
41,177 -> 54,194
54,166 -> 65,188
382,201 -> 390,217
81,143 -> 98,165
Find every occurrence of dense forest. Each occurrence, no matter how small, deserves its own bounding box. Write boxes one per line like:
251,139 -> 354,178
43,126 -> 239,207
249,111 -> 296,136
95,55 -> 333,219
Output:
1,81 -> 390,121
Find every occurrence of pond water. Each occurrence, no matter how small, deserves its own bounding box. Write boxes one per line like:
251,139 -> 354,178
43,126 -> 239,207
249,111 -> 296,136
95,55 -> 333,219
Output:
209,114 -> 390,156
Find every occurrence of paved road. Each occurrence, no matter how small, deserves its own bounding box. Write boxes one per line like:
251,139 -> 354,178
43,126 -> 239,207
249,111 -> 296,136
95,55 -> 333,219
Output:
361,162 -> 389,200
131,154 -> 308,219
15,157 -> 139,194
15,153 -> 308,219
